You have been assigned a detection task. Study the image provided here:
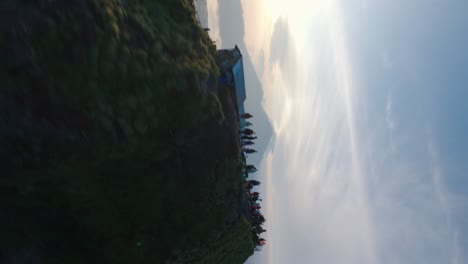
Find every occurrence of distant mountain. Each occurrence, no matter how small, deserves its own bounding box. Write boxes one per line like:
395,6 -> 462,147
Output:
217,0 -> 274,166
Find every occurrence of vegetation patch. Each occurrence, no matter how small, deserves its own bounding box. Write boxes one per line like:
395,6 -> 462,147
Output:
0,0 -> 253,263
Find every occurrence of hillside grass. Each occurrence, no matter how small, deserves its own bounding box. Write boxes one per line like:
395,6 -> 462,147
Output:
0,0 -> 253,263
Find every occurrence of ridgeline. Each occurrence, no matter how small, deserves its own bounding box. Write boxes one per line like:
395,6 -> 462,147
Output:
0,0 -> 257,263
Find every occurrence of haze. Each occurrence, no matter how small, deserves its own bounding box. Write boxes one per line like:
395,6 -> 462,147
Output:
206,0 -> 468,263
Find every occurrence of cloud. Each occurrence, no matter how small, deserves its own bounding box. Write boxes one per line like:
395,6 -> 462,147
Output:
428,141 -> 451,225
261,7 -> 468,262
269,17 -> 290,66
382,51 -> 393,69
237,0 -> 468,263
451,230 -> 462,264
268,17 -> 298,89
371,157 -> 456,264
361,0 -> 368,10
386,91 -> 397,152
256,49 -> 265,79
262,9 -> 379,261
427,141 -> 464,264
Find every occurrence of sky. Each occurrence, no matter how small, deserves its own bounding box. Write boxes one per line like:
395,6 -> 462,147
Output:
205,0 -> 468,263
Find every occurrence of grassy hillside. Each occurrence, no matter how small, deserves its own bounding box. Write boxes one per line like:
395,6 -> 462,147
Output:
0,0 -> 253,263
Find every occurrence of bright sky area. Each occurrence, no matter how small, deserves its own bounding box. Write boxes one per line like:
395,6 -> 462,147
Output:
206,0 -> 468,263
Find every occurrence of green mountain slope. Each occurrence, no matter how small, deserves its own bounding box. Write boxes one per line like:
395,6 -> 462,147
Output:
0,0 -> 253,263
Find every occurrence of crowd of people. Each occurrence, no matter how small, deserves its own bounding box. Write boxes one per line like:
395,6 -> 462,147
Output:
246,180 -> 266,249
240,113 -> 267,250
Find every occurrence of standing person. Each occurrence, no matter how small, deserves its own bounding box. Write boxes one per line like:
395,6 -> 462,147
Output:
241,135 -> 257,140
242,141 -> 255,146
246,165 -> 257,172
248,180 -> 261,186
241,128 -> 255,135
258,238 -> 266,245
243,148 -> 257,154
241,113 -> 253,119
247,167 -> 257,173
254,227 -> 266,235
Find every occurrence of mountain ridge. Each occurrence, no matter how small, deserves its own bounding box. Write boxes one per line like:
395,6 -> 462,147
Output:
216,0 -> 274,166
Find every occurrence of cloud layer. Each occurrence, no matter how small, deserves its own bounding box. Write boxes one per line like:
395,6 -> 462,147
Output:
258,0 -> 468,263
207,0 -> 468,263
268,17 -> 298,91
